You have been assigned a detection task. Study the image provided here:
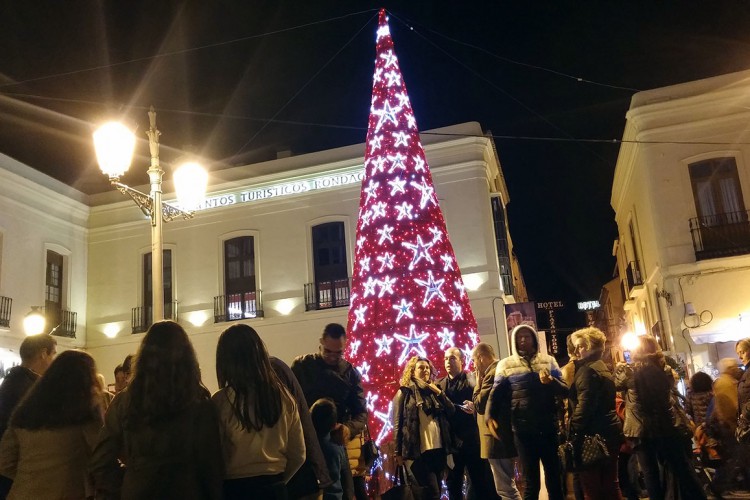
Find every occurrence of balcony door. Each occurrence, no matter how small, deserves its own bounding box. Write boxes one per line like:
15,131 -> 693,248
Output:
223,236 -> 257,319
45,250 -> 63,330
689,158 -> 745,224
143,249 -> 173,325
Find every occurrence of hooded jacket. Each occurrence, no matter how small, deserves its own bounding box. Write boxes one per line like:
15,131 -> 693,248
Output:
487,325 -> 568,436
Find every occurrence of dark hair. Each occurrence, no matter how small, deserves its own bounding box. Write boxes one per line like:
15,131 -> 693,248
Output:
114,364 -> 125,377
323,323 -> 346,340
19,334 -> 56,364
122,354 -> 134,375
690,371 -> 713,393
126,321 -> 207,426
216,324 -> 283,431
11,350 -> 100,429
310,398 -> 337,437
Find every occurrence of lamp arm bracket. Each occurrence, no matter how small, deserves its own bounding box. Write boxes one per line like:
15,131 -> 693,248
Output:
162,202 -> 195,222
112,181 -> 153,218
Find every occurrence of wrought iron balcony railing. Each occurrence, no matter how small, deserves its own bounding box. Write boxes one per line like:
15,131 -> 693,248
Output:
0,296 -> 10,328
47,308 -> 77,338
214,290 -> 263,323
689,210 -> 750,260
500,273 -> 514,296
626,261 -> 643,292
132,301 -> 179,334
304,278 -> 351,311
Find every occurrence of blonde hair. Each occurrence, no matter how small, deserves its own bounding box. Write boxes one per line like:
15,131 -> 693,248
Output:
736,338 -> 750,353
399,356 -> 436,387
571,327 -> 607,353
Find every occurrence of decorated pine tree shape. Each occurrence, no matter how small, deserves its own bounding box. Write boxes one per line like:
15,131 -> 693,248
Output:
346,9 -> 479,446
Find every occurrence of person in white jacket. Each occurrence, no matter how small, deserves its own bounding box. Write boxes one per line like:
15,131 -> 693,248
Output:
213,324 -> 305,499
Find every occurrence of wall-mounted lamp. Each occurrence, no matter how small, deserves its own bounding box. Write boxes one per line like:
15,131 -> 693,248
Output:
23,307 -> 46,336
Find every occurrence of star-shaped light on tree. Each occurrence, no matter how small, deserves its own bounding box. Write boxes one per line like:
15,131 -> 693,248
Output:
402,235 -> 435,270
393,324 -> 429,365
437,328 -> 455,349
413,270 -> 446,307
393,298 -> 414,323
375,334 -> 394,356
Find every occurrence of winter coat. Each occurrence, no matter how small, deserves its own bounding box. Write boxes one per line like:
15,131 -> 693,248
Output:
473,360 -> 516,459
0,367 -> 38,439
614,359 -> 675,439
291,354 -> 367,439
738,363 -> 750,411
568,353 -> 622,448
487,325 -> 568,436
392,384 -> 456,460
713,372 -> 738,433
685,390 -> 712,427
0,421 -> 100,500
89,390 -> 223,500
437,371 -> 479,451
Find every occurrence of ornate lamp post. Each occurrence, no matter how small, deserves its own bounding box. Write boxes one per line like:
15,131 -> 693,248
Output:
93,107 -> 207,322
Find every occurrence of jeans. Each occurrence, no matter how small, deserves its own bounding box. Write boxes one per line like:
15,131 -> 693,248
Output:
488,458 -> 521,500
635,436 -> 706,500
515,432 -> 564,500
410,448 -> 447,500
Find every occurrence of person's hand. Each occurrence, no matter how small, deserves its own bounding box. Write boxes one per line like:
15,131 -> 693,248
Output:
460,400 -> 475,414
415,378 -> 430,390
539,368 -> 553,384
487,417 -> 501,440
330,423 -> 350,445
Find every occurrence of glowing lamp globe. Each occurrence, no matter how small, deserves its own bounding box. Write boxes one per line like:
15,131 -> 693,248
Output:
93,122 -> 136,180
173,161 -> 208,210
23,308 -> 46,336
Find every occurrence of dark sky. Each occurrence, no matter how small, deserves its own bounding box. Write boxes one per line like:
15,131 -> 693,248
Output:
2,1 -> 750,315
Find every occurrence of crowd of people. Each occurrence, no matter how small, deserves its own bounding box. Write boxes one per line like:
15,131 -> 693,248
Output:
0,320 -> 746,499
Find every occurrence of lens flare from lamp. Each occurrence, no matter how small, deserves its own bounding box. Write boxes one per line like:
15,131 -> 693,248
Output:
23,309 -> 46,336
103,324 -> 120,339
274,299 -> 297,316
621,331 -> 639,352
93,122 -> 136,179
173,162 -> 208,210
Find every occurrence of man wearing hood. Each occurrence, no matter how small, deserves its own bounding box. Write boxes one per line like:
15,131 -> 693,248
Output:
486,325 -> 568,500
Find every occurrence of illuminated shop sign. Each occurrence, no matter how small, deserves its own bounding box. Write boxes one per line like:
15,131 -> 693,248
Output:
577,300 -> 600,311
186,167 -> 365,211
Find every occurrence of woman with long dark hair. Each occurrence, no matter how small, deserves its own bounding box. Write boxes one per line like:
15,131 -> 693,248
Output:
90,320 -> 223,499
213,324 -> 305,500
392,355 -> 456,500
0,350 -> 102,499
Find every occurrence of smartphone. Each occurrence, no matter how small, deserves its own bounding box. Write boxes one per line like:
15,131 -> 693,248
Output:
623,350 -> 632,364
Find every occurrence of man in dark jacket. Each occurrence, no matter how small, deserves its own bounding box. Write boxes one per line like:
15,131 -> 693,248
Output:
437,346 -> 497,499
487,325 -> 568,500
472,342 -> 520,500
292,323 -> 368,500
0,333 -> 57,498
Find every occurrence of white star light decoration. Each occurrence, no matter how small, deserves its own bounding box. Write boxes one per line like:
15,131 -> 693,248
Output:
376,252 -> 395,271
393,298 -> 414,323
392,131 -> 410,147
376,24 -> 390,41
372,101 -> 402,133
441,254 -> 454,271
393,324 -> 430,365
461,344 -> 474,369
349,339 -> 362,356
378,276 -> 397,297
395,202 -> 414,221
388,177 -> 406,195
449,302 -> 463,321
364,180 -> 379,202
352,304 -> 368,330
411,177 -> 437,209
402,235 -> 435,270
437,328 -> 455,349
371,201 -> 387,220
363,277 -> 378,298
375,334 -> 394,356
377,225 -> 394,245
413,155 -> 425,172
359,257 -> 371,275
414,271 -> 447,307
387,152 -> 407,173
369,134 -> 383,151
369,156 -> 387,175
374,402 -> 393,445
357,361 -> 371,382
384,70 -> 402,87
380,49 -> 398,68
395,91 -> 410,107
366,391 -> 379,412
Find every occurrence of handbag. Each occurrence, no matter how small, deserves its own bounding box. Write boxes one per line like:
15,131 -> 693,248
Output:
579,434 -> 609,468
361,425 -> 380,468
557,440 -> 576,472
737,402 -> 750,443
382,465 -> 423,500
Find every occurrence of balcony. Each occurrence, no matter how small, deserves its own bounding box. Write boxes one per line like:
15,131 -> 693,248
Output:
690,210 -> 750,260
46,308 -> 77,338
0,296 -> 10,328
214,291 -> 264,323
132,301 -> 179,334
304,278 -> 350,311
626,260 -> 643,291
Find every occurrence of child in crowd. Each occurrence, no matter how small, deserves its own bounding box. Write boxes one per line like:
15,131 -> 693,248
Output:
311,399 -> 346,500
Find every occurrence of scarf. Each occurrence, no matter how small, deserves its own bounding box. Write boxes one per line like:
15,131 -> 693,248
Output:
409,381 -> 443,416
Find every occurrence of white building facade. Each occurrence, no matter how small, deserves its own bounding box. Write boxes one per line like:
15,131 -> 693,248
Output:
0,122 -> 522,390
612,70 -> 750,373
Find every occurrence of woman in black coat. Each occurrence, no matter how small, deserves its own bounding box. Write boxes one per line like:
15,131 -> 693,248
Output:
393,356 -> 455,500
568,328 -> 622,500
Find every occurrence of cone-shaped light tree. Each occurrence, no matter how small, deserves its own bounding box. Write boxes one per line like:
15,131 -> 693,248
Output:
346,9 -> 479,446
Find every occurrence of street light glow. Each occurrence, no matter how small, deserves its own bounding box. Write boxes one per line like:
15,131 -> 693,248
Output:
93,122 -> 136,180
173,161 -> 208,210
23,308 -> 46,336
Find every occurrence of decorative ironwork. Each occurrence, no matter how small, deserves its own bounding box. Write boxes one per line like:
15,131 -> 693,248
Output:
0,296 -> 11,328
112,181 -> 195,222
304,278 -> 351,311
214,291 -> 264,323
626,261 -> 643,292
131,301 -> 179,334
689,210 -> 750,260
49,309 -> 77,338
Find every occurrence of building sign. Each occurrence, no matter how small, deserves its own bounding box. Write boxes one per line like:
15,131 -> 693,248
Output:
577,300 -> 600,311
177,166 -> 366,211
537,300 -> 564,355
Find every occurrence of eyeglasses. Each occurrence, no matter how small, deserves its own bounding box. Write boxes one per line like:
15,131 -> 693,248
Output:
322,348 -> 344,357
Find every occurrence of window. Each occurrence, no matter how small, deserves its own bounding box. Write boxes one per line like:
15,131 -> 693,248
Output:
45,250 -> 63,329
222,236 -> 259,320
689,158 -> 746,224
305,222 -> 350,310
143,249 -> 173,324
491,196 -> 513,295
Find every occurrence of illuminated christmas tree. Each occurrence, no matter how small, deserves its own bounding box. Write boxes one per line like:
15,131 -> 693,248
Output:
346,9 -> 479,447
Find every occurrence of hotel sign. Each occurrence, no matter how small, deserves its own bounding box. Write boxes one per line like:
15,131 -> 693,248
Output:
176,166 -> 366,211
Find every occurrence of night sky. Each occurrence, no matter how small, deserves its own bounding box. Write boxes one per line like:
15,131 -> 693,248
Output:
1,1 -> 750,325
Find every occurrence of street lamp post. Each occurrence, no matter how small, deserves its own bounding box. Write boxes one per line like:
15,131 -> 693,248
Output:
93,107 -> 207,323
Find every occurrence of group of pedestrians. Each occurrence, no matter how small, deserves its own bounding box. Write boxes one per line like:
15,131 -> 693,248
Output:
0,321 -> 368,500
